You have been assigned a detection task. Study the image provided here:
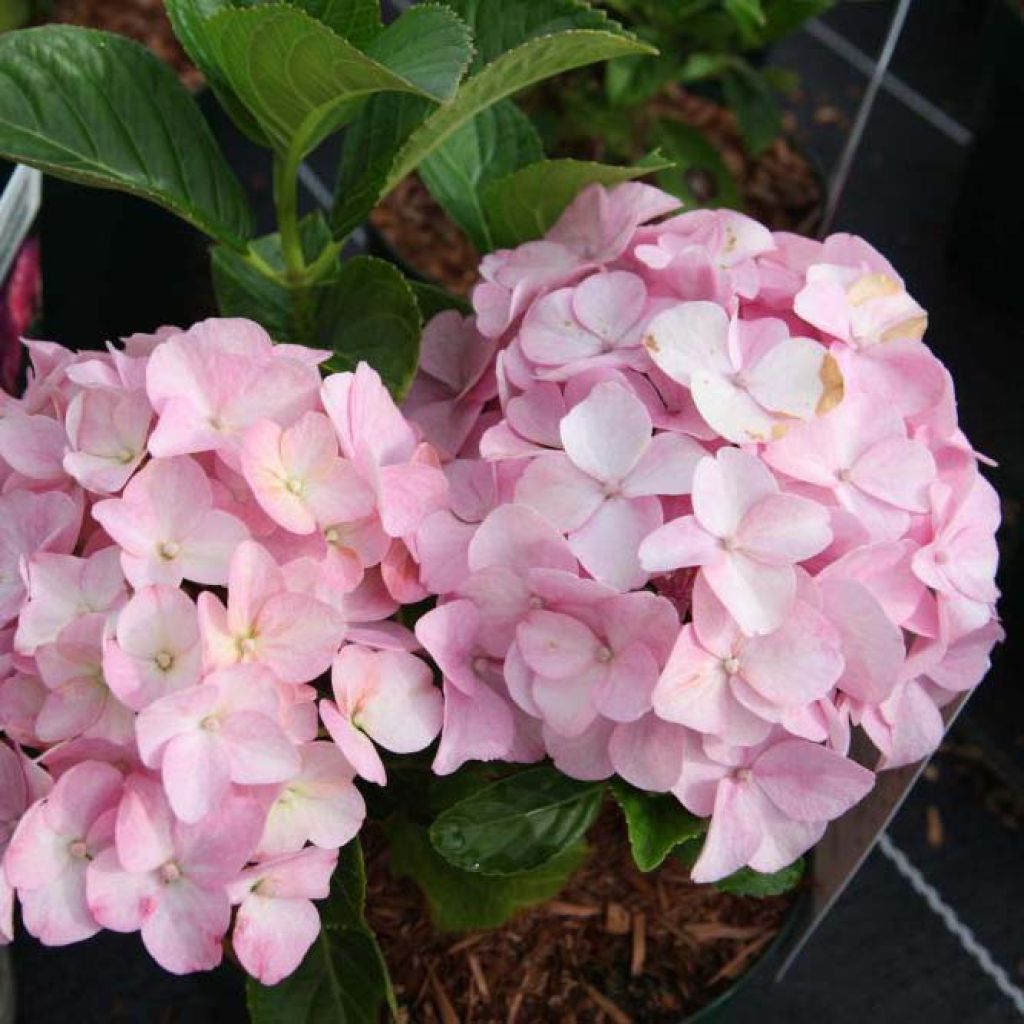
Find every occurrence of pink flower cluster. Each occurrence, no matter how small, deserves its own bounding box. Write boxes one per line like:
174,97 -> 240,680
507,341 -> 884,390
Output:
407,183 -> 1002,883
0,320 -> 448,980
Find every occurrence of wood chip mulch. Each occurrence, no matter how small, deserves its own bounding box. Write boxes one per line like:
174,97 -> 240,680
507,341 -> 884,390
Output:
370,175 -> 481,298
46,0 -> 203,90
366,813 -> 795,1024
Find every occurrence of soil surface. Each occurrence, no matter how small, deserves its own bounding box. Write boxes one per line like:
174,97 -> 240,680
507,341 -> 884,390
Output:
367,815 -> 795,1024
46,0 -> 201,88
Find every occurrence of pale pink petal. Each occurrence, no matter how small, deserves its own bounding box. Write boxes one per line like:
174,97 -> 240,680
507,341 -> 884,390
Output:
515,453 -> 606,532
608,716 -> 688,792
692,448 -> 777,540
638,516 -> 719,573
703,555 -> 795,636
569,496 -> 661,591
643,301 -> 732,385
140,878 -> 230,974
744,336 -> 834,419
754,739 -> 874,822
690,777 -> 762,883
233,893 -> 320,985
850,438 -> 936,512
517,611 -> 598,679
621,433 -> 705,498
161,730 -> 231,823
319,700 -> 386,785
432,680 -> 515,776
736,494 -> 832,566
560,382 -> 652,483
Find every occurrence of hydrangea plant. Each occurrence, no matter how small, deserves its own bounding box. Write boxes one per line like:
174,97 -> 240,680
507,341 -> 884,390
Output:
0,2 -> 1003,1020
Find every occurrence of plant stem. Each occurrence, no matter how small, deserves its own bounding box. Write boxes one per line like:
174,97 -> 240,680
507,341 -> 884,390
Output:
274,149 -> 305,283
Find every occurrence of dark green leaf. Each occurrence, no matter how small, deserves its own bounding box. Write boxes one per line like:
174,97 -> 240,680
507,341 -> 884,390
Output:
296,0 -> 383,46
0,26 -> 253,248
386,815 -> 588,931
205,5 -> 446,158
165,0 -> 271,146
605,52 -> 677,107
722,62 -> 781,155
318,256 -> 421,398
610,779 -> 706,873
653,120 -> 742,209
419,100 -> 543,250
716,857 -> 806,897
365,4 -> 473,103
332,92 -> 434,241
247,840 -> 394,1024
724,0 -> 767,45
385,28 -> 653,192
332,0 -> 649,240
481,154 -> 672,248
429,766 -> 602,875
679,51 -> 736,82
760,0 -> 834,43
444,0 -> 636,69
211,212 -> 336,341
410,280 -> 473,321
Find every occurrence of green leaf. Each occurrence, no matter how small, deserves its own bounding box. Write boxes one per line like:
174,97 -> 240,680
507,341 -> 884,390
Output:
296,0 -> 383,46
716,857 -> 806,898
679,51 -> 736,82
445,0 -> 635,69
610,780 -> 706,873
605,52 -> 677,107
205,5 -> 449,159
410,280 -> 473,321
429,766 -> 602,875
724,0 -> 767,44
386,816 -> 588,931
0,25 -> 253,248
332,92 -> 434,241
722,62 -> 782,155
318,256 -> 421,398
332,0 -> 649,241
653,120 -> 742,209
419,100 -> 543,251
247,840 -> 395,1024
481,154 -> 672,248
211,212 -> 336,341
365,4 -> 473,103
385,28 -> 653,192
165,0 -> 271,146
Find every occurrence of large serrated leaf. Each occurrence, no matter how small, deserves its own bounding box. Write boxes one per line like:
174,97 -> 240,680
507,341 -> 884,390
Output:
365,4 -> 473,103
332,5 -> 652,241
319,256 -> 422,399
429,766 -> 603,876
481,154 -> 672,248
298,0 -> 382,45
610,779 -> 706,873
204,5 -> 450,158
419,99 -> 542,251
0,25 -> 253,248
165,0 -> 271,146
247,840 -> 394,1024
445,0 -> 637,68
386,815 -> 589,932
385,28 -> 653,192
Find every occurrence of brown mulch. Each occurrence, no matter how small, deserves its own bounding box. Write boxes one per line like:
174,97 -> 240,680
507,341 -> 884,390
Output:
46,0 -> 202,89
371,175 -> 482,298
366,813 -> 795,1023
650,85 -> 824,235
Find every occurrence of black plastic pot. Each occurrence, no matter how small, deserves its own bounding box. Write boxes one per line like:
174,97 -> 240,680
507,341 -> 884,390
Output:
949,0 -> 1024,309
37,176 -> 216,351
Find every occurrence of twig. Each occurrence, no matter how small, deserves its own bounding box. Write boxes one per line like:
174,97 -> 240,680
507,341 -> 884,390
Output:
582,982 -> 634,1024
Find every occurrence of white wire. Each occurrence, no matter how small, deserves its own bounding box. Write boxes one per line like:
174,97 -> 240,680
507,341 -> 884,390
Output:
877,833 -> 1024,1017
819,0 -> 915,236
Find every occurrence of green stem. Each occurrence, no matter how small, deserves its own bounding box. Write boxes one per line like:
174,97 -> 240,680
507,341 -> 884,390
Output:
274,149 -> 305,283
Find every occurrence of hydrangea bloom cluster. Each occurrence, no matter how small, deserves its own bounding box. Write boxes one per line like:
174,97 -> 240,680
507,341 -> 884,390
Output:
407,183 -> 1002,884
0,320 -> 448,980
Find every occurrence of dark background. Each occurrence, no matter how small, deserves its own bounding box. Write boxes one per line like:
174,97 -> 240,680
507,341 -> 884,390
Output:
8,0 -> 1024,1020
